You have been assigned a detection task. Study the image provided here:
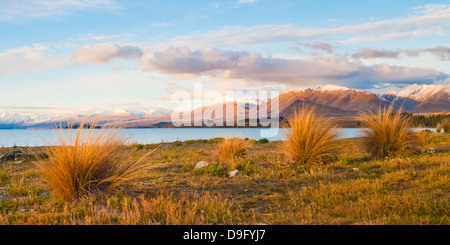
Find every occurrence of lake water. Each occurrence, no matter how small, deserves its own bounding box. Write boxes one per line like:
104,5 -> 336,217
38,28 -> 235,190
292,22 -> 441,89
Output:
0,128 -> 437,147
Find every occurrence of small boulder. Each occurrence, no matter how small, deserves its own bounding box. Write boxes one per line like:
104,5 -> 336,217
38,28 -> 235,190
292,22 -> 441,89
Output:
195,161 -> 211,169
229,170 -> 240,177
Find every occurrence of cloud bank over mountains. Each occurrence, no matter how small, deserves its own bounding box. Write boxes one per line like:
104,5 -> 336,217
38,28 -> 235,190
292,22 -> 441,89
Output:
70,45 -> 447,89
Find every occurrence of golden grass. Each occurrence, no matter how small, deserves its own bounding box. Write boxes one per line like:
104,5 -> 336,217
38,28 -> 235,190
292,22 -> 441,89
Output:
279,106 -> 338,165
417,130 -> 433,147
1,134 -> 449,225
359,105 -> 420,159
437,118 -> 450,133
34,120 -> 154,202
217,137 -> 252,161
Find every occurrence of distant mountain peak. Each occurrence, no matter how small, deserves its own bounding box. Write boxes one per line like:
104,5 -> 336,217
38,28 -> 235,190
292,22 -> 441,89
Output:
396,84 -> 448,102
291,84 -> 353,93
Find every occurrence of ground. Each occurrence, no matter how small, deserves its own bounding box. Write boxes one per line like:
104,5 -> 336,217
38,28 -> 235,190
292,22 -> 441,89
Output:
0,133 -> 449,225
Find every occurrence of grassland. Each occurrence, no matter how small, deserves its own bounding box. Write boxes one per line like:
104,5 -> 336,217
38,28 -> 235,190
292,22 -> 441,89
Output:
0,133 -> 449,225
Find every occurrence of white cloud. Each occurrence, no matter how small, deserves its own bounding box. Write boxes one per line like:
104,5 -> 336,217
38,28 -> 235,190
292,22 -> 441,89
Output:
169,4 -> 450,47
0,0 -> 119,21
0,44 -> 71,76
73,42 -> 143,65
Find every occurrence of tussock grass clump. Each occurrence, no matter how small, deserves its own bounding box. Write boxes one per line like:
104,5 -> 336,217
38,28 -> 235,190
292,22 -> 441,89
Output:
279,106 -> 338,165
359,105 -> 420,159
437,118 -> 450,133
217,137 -> 252,161
417,130 -> 433,147
35,120 -> 153,202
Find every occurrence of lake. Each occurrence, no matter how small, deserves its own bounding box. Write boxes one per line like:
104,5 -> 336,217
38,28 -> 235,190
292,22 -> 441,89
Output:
0,128 -> 437,147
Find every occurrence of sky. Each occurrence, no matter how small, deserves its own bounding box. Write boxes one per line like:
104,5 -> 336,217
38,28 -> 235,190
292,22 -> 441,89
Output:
0,0 -> 449,115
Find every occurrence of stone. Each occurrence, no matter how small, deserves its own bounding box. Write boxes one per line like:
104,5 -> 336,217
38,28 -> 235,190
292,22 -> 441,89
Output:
195,161 -> 210,169
257,222 -> 268,225
352,168 -> 360,171
228,170 -> 240,177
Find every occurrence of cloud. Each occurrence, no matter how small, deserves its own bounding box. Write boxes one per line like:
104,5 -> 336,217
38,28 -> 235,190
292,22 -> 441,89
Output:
140,46 -> 260,74
0,0 -> 119,22
0,44 -> 71,76
237,0 -> 259,4
169,4 -> 450,47
300,42 -> 334,54
424,45 -> 450,60
352,48 -> 402,59
73,42 -> 143,65
139,46 -> 448,88
352,45 -> 450,60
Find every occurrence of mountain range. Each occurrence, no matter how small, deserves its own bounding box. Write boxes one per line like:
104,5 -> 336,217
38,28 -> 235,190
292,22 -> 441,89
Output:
1,84 -> 449,128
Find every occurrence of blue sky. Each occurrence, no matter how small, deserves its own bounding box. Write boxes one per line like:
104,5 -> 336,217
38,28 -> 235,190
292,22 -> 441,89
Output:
0,0 -> 449,114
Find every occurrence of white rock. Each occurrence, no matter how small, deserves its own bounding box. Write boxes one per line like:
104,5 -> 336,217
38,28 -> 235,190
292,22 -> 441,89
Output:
229,170 -> 240,177
195,161 -> 210,169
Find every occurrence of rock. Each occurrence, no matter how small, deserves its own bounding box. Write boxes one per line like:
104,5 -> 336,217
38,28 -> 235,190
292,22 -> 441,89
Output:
1,151 -> 47,163
352,168 -> 360,171
257,222 -> 268,225
423,146 -> 450,153
0,150 -> 22,163
195,161 -> 210,169
228,170 -> 240,177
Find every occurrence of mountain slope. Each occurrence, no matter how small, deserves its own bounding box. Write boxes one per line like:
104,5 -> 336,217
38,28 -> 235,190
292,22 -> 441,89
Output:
380,84 -> 450,113
2,84 -> 449,128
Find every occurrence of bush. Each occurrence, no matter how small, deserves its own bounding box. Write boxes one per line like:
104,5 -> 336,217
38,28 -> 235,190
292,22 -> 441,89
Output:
35,120 -> 154,202
358,105 -> 420,159
258,138 -> 269,144
193,165 -> 228,177
217,137 -> 252,161
279,105 -> 338,164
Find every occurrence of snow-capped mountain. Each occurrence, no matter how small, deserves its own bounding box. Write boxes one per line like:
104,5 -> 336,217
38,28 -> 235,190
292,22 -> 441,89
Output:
0,112 -> 33,128
0,107 -> 173,128
253,84 -> 450,119
1,84 -> 448,128
375,84 -> 450,113
143,108 -> 173,118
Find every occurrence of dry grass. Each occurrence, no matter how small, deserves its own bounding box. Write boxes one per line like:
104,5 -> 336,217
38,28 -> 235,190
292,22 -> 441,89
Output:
417,130 -> 433,147
359,105 -> 420,159
217,137 -> 252,161
279,106 -> 338,165
34,120 -> 154,202
1,133 -> 449,225
437,118 -> 450,133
